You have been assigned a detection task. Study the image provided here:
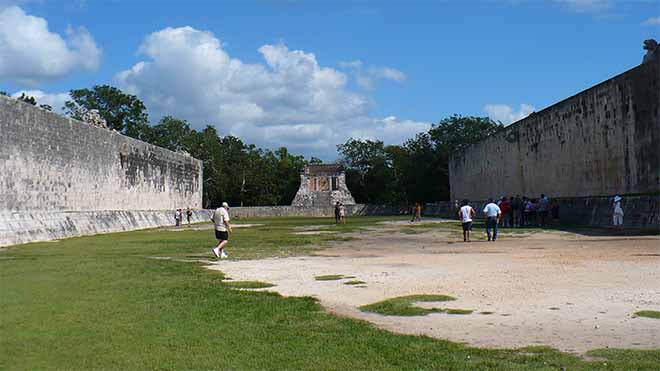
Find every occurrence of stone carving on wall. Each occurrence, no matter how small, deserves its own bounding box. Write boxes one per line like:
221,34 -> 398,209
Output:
291,164 -> 356,207
81,108 -> 108,129
642,39 -> 658,64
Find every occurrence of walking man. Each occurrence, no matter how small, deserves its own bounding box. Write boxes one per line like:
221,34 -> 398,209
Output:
612,195 -> 624,230
211,202 -> 232,259
537,194 -> 550,227
458,200 -> 475,242
483,198 -> 501,242
174,208 -> 181,227
334,202 -> 341,224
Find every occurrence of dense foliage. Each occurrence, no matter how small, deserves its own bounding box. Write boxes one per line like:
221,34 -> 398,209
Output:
17,86 -> 503,207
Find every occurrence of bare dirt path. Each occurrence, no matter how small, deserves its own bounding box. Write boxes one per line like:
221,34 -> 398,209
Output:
207,226 -> 660,353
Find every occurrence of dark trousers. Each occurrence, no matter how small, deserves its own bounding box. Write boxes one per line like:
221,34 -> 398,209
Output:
486,217 -> 498,241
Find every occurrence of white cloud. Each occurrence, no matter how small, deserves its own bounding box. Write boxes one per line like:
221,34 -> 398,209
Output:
116,26 -> 426,159
0,6 -> 101,86
340,60 -> 406,90
642,16 -> 660,25
553,0 -> 611,13
484,103 -> 535,125
11,90 -> 70,113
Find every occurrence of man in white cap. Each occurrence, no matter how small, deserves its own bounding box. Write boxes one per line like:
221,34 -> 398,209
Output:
211,202 -> 232,258
612,195 -> 624,230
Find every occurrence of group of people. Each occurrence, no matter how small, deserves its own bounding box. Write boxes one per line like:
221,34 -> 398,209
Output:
457,195 -> 552,242
334,202 -> 347,224
174,207 -> 193,227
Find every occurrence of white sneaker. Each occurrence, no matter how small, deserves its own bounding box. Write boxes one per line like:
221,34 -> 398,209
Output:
211,248 -> 220,258
220,251 -> 228,259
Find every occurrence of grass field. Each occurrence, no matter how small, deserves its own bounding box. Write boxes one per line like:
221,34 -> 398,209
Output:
1,216 -> 658,370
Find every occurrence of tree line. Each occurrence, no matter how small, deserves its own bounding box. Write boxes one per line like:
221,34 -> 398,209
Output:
6,86 -> 503,207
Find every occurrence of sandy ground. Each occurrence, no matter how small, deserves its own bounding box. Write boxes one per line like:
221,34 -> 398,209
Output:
207,225 -> 660,353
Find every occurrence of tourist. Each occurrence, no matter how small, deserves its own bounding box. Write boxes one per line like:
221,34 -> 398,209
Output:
523,197 -> 534,227
537,194 -> 550,227
414,202 -> 422,222
339,202 -> 346,224
511,194 -> 522,227
186,207 -> 192,225
334,202 -> 341,224
550,200 -> 560,222
482,198 -> 502,242
499,197 -> 510,228
457,200 -> 475,242
612,195 -> 624,230
174,208 -> 181,227
211,202 -> 232,259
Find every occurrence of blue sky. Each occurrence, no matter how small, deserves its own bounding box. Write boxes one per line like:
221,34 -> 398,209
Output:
1,0 -> 658,159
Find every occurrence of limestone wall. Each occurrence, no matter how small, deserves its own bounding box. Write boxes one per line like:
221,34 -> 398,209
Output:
0,95 -> 203,212
0,95 -> 203,246
449,57 -> 659,200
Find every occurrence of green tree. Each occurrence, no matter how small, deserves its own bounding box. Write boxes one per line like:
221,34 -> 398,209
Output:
64,85 -> 150,139
428,115 -> 503,152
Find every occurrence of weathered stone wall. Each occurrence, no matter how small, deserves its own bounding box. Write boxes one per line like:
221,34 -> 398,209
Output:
0,95 -> 203,246
0,95 -> 203,211
449,56 -> 660,200
0,209 -> 211,246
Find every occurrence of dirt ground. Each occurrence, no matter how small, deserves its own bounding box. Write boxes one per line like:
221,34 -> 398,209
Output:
207,222 -> 660,353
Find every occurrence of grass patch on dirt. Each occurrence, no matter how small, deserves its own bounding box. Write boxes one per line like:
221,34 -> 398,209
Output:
445,308 -> 474,315
480,311 -> 495,315
359,294 -> 457,316
2,216 -> 659,370
315,274 -> 346,281
344,280 -> 366,285
633,310 -> 660,319
223,281 -> 275,289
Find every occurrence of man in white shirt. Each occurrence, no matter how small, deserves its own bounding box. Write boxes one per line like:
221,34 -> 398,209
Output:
457,200 -> 476,242
482,198 -> 501,242
612,195 -> 624,230
211,202 -> 232,259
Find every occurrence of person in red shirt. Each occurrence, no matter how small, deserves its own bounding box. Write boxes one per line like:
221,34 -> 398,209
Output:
499,197 -> 511,228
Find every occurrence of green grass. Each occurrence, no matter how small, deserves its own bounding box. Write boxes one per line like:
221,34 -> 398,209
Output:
315,274 -> 346,281
480,311 -> 495,315
359,294 -> 457,316
445,308 -> 474,315
344,280 -> 366,285
1,216 -> 659,370
634,310 -> 660,319
223,280 -> 275,289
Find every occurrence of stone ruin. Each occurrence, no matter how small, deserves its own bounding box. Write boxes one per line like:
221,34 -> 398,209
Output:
81,108 -> 108,129
291,164 -> 356,207
642,39 -> 658,64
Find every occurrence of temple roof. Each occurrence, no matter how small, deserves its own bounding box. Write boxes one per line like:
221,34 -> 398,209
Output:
304,164 -> 344,175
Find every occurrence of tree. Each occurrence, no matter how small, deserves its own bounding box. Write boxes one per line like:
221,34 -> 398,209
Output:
428,115 -> 503,153
64,85 -> 150,138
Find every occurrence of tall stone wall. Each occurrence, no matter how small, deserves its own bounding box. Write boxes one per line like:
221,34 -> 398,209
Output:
449,56 -> 659,201
0,95 -> 203,246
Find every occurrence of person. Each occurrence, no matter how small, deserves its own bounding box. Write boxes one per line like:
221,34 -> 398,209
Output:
499,197 -> 510,228
523,197 -> 534,227
457,200 -> 476,242
537,194 -> 549,227
186,207 -> 192,225
211,202 -> 232,259
483,198 -> 501,241
550,200 -> 560,222
334,202 -> 341,224
414,203 -> 422,222
511,194 -> 522,227
174,208 -> 181,227
339,202 -> 346,224
612,195 -> 624,230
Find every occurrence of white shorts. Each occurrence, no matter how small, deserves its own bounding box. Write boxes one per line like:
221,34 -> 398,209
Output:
613,214 -> 623,226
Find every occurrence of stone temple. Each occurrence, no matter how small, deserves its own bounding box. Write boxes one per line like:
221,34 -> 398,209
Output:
291,164 -> 356,207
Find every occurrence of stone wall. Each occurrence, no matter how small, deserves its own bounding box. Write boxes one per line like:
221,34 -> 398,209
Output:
449,56 -> 659,200
0,95 -> 203,212
291,164 -> 356,207
0,95 -> 204,246
0,209 -> 212,246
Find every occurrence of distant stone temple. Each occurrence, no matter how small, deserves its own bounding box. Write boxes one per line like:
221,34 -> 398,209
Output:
291,164 -> 356,207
